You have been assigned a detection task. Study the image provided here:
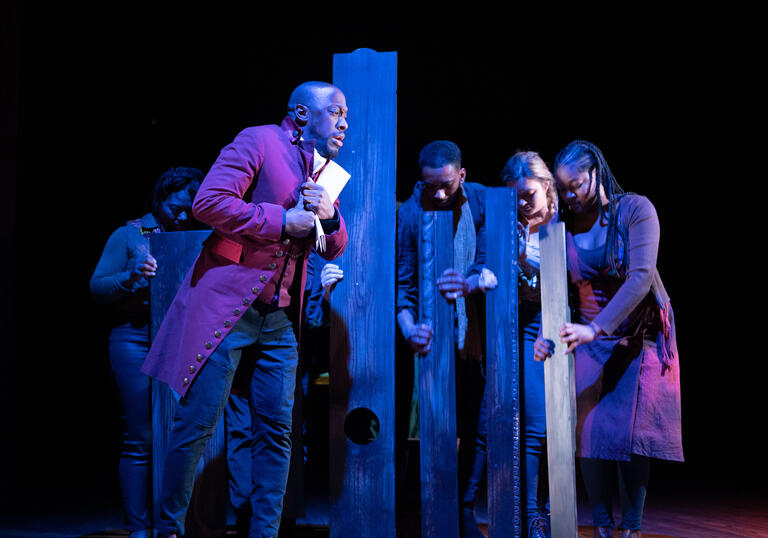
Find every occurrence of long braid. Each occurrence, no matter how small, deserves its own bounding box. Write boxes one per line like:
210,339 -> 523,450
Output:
555,140 -> 625,276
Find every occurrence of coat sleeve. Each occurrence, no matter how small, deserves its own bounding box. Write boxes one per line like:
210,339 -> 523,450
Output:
594,195 -> 660,335
89,225 -> 133,304
396,202 -> 419,320
192,128 -> 285,242
466,184 -> 487,278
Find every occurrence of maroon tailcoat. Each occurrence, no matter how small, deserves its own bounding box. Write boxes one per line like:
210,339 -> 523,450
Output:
141,116 -> 347,397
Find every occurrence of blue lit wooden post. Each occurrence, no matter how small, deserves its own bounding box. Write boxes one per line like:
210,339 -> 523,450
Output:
149,230 -> 228,536
539,222 -> 578,538
484,187 -> 522,537
418,210 -> 458,538
329,48 -> 397,537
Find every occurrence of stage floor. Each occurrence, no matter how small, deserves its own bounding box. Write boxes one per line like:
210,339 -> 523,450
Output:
1,484 -> 765,537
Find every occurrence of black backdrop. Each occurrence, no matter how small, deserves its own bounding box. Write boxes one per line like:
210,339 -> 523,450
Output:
2,6 -> 764,516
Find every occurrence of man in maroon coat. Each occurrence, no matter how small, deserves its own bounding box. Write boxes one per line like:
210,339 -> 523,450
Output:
142,81 -> 349,537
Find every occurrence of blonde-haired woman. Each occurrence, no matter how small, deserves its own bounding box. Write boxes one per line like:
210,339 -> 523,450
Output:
501,151 -> 558,538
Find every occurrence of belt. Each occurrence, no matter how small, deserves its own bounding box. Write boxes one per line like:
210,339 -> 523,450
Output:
204,231 -> 245,263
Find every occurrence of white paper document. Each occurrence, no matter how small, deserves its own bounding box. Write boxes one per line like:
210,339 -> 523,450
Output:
312,149 -> 351,251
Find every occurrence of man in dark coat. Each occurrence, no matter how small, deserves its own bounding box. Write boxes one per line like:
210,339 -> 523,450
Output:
396,140 -> 493,538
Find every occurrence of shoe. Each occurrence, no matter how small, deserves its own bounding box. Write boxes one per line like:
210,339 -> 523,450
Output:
528,515 -> 550,538
460,506 -> 485,538
619,530 -> 641,538
594,527 -> 614,538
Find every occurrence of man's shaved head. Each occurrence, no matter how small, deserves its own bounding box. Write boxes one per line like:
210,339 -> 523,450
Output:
287,81 -> 340,111
287,81 -> 348,158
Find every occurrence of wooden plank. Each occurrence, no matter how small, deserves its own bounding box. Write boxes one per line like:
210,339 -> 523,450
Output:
418,210 -> 459,538
484,187 -> 522,537
149,230 -> 228,535
539,222 -> 578,538
149,230 -> 211,339
329,48 -> 397,538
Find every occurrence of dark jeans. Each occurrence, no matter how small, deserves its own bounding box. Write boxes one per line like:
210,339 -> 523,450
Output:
225,388 -> 253,523
108,321 -> 152,533
519,302 -> 549,523
156,304 -> 299,538
455,358 -> 487,507
226,321 -> 329,525
393,337 -> 487,520
580,455 -> 650,531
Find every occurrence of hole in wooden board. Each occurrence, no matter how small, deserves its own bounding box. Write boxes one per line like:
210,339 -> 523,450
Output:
343,407 -> 380,445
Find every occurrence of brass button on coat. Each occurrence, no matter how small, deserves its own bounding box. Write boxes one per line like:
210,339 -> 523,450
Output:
242,298 -> 251,305
234,308 -> 241,316
189,365 -> 196,373
183,377 -> 189,385
196,353 -> 204,362
205,341 -> 213,349
268,262 -> 277,270
224,320 -> 232,328
214,330 -> 221,338
259,275 -> 268,282
275,250 -> 283,257
251,287 -> 259,294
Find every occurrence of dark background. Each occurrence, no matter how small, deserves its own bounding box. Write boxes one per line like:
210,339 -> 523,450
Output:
2,5 -> 763,518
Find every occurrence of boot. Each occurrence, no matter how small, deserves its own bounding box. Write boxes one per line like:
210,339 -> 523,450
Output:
528,515 -> 550,538
619,530 -> 641,538
593,527 -> 614,538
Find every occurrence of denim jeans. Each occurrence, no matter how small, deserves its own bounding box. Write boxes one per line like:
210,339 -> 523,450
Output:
455,357 -> 487,507
519,302 -> 550,523
156,304 -> 299,538
225,389 -> 253,525
226,318 -> 329,527
109,321 -> 152,532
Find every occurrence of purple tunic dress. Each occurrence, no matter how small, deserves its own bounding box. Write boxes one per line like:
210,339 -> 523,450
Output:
567,194 -> 683,462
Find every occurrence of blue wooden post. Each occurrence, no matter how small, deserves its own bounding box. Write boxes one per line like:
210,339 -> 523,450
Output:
539,222 -> 578,537
329,48 -> 397,537
149,230 -> 228,536
418,210 -> 459,538
484,187 -> 522,537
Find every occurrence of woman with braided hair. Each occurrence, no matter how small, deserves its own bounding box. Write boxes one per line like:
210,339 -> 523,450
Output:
534,140 -> 683,538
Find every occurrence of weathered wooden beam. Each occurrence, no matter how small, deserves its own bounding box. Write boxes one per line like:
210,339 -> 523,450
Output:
484,187 -> 522,537
329,48 -> 397,538
418,210 -> 459,538
149,230 -> 228,536
539,221 -> 578,538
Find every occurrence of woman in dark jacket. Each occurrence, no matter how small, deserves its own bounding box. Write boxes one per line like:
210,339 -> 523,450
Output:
89,167 -> 204,538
